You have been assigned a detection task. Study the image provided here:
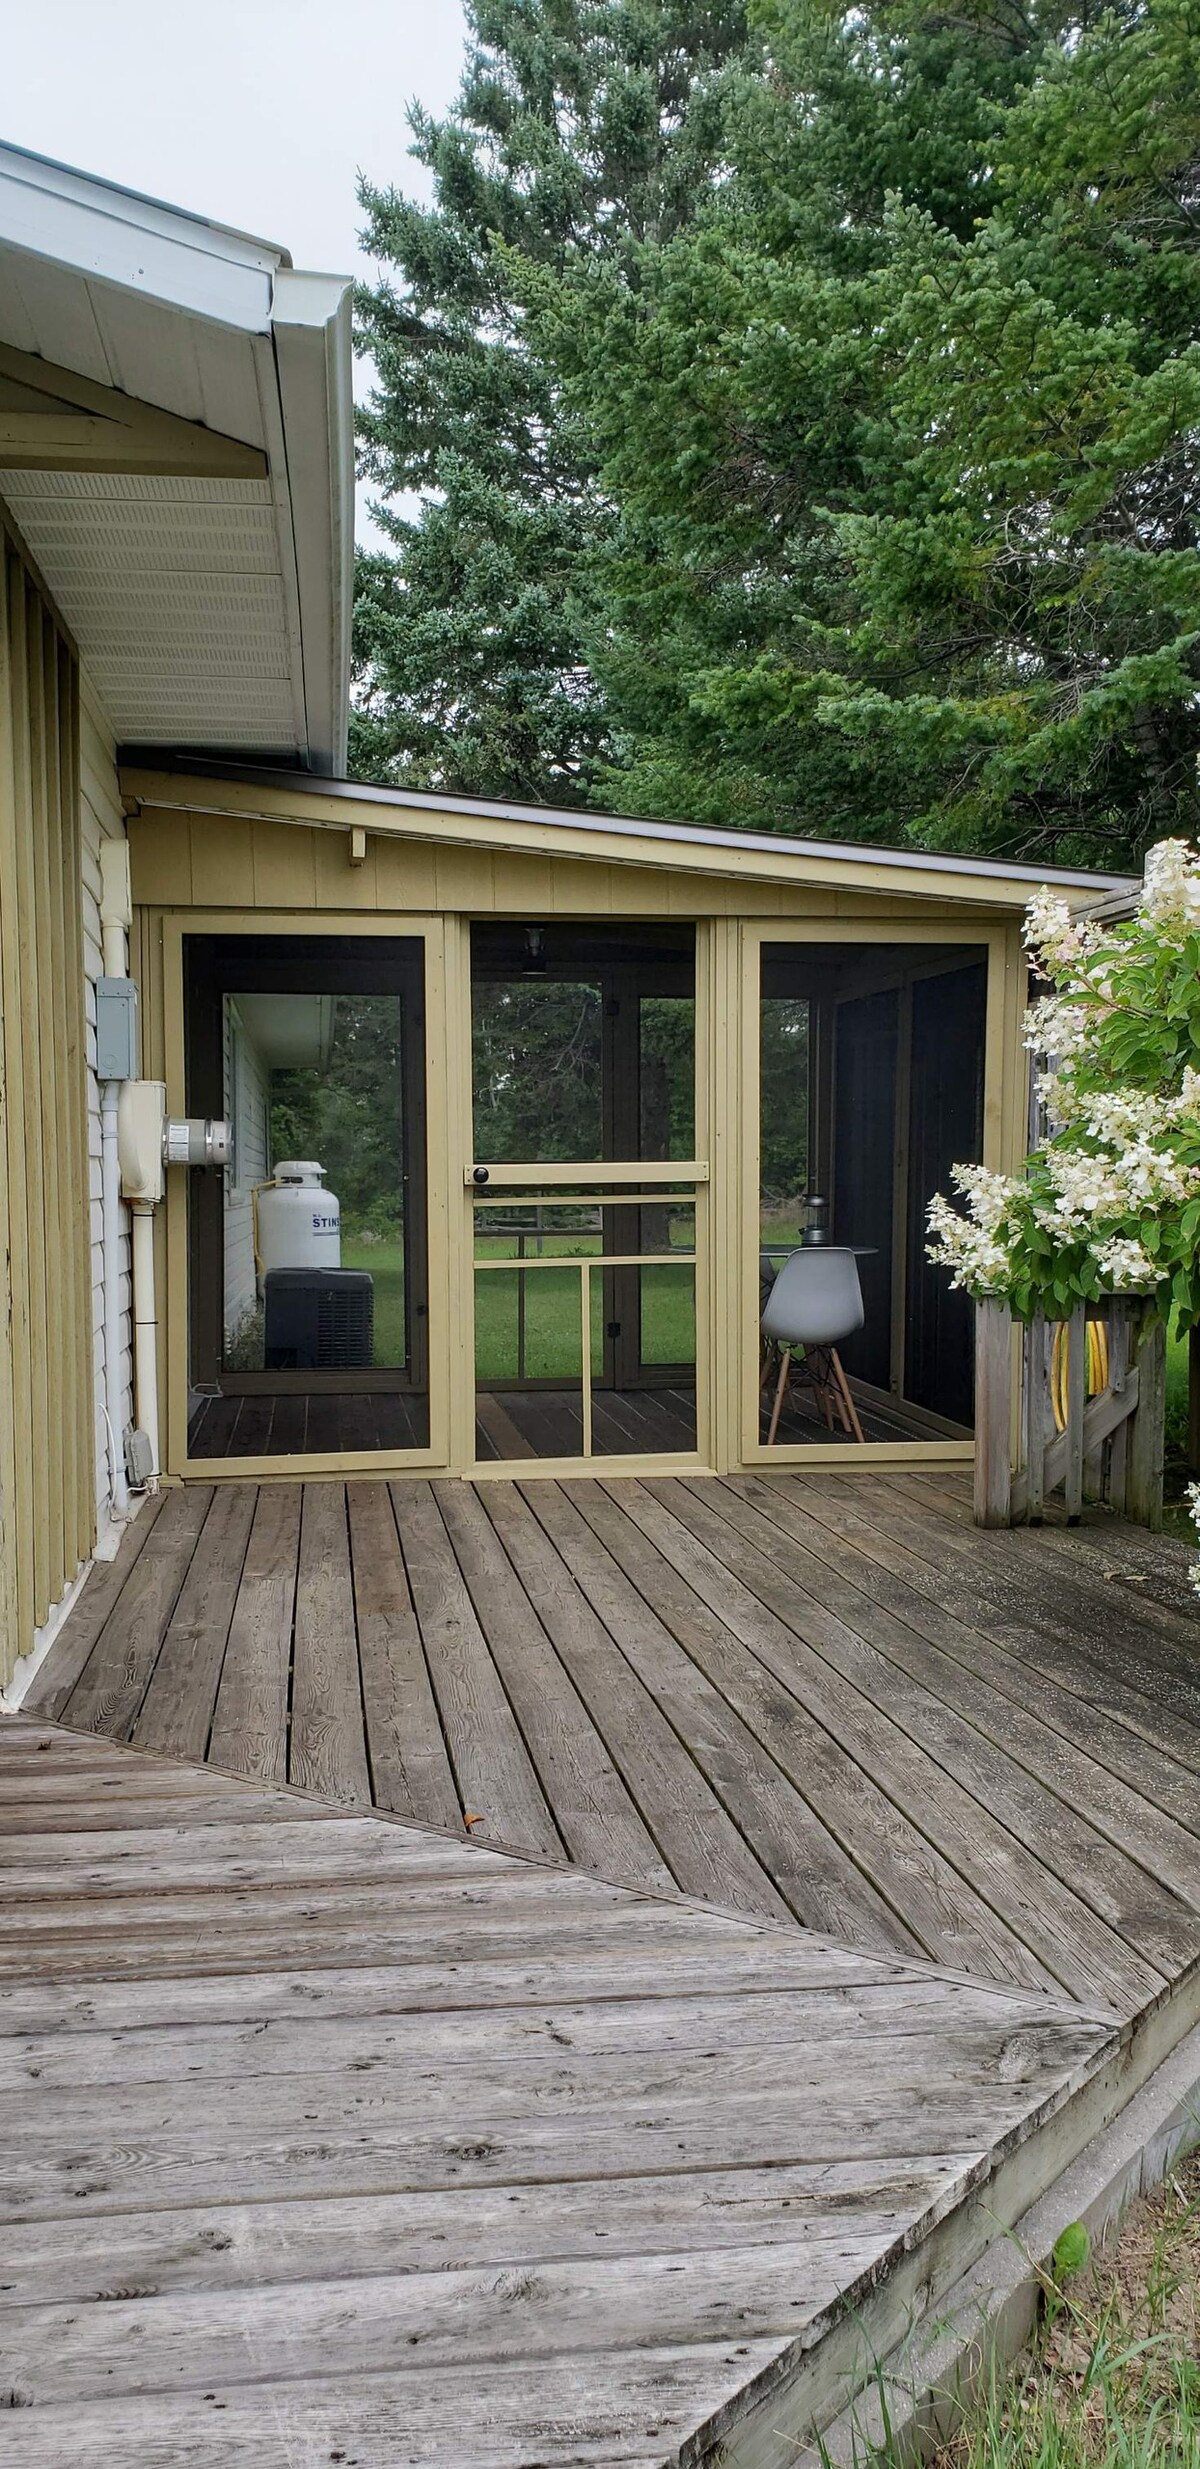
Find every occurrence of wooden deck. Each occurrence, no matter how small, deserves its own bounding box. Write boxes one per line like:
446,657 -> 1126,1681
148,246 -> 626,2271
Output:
30,1470 -> 1200,2024
187,1380 -> 934,1460
0,1712 -> 1130,2465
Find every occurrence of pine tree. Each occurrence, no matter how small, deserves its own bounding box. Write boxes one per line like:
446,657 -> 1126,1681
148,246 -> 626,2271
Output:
524,0 -> 1200,865
352,0 -> 750,800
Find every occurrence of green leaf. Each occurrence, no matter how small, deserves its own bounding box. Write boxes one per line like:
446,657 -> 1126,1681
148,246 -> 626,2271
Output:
1052,2222 -> 1091,2281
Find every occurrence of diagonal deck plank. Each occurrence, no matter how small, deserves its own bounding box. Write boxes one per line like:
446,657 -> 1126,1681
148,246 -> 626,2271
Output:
26,1470 -> 1200,2030
733,1474 -> 1200,1895
639,1476 -> 1169,2013
58,1489 -> 213,1741
389,1481 -> 562,1861
21,1494 -> 166,1721
692,1478 -> 1200,1980
133,1485 -> 257,1761
346,1481 -> 464,1834
832,1475 -> 1200,1780
563,1475 -> 1050,1981
521,1480 -> 926,1951
289,1484 -> 370,1804
432,1479 -> 674,1890
479,1481 -> 794,1920
207,1485 -> 301,1784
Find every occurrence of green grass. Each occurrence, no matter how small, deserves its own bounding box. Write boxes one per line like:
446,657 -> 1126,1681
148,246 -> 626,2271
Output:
861,2156 -> 1200,2469
1167,1319 -> 1189,1455
341,1230 -> 697,1381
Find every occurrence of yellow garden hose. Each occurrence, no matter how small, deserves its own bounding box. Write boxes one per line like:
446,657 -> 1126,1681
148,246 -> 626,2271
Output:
1049,1316 -> 1109,1433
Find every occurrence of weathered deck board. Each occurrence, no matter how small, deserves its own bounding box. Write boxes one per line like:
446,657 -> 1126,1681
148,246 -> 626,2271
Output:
289,1482 -> 370,1804
206,1485 -> 300,1784
29,1471 -> 1200,2022
390,1481 -> 562,1861
133,1485 -> 256,1761
0,1713 -> 1119,2468
346,1480 -> 464,1835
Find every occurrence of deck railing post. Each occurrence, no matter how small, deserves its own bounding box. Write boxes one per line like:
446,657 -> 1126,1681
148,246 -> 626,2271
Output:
974,1297 -> 1014,1527
1102,1301 -> 1129,1512
1126,1304 -> 1167,1531
1023,1308 -> 1046,1525
1064,1300 -> 1087,1525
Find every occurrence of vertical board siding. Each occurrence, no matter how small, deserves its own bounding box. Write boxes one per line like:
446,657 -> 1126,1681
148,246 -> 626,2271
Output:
0,531 -> 94,1679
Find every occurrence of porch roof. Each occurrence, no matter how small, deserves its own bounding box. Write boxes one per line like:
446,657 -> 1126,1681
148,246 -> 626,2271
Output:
0,140 -> 353,773
120,756 -> 1142,910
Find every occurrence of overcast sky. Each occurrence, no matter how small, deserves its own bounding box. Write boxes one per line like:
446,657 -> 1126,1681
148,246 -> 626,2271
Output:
3,0 -> 470,542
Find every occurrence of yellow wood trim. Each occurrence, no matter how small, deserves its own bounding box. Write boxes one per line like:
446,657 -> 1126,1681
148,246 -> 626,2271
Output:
185,1446 -> 446,1480
0,342 -> 269,479
704,918 -> 737,1473
467,1159 -> 709,1188
443,915 -> 477,1473
422,917 -> 453,1472
743,1441 -> 974,1468
578,1260 -> 593,1457
0,549 -> 25,1665
471,1452 -> 710,1482
123,772 -> 1088,911
474,1191 -> 699,1212
474,1252 -> 697,1271
160,907 -> 455,1482
737,918 -> 1007,1469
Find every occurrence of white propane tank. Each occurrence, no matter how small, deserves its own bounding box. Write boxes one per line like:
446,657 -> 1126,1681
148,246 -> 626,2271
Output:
258,1162 -> 342,1275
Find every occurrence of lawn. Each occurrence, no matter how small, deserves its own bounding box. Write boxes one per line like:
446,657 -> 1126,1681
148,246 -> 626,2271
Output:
341,1229 -> 697,1381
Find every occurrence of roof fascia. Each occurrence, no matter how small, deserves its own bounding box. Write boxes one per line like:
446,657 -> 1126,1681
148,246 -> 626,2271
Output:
0,144 -> 279,331
119,766 -> 1133,909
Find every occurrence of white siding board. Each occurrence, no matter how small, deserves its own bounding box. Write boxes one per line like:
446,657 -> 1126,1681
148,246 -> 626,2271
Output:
79,670 -> 131,1535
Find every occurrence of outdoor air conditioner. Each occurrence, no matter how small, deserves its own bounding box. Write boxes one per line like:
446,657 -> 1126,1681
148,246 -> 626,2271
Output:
263,1268 -> 374,1370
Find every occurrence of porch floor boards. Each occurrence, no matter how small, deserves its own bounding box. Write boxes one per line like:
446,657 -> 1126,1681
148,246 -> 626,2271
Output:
0,1711 -> 1122,2468
187,1380 -> 940,1460
27,1471 -> 1200,2022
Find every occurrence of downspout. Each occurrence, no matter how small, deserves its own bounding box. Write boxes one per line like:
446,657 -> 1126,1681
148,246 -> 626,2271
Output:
131,1200 -> 160,1480
98,840 -> 131,1519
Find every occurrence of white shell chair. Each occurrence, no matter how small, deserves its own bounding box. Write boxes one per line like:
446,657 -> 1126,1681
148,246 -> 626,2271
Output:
760,1248 -> 866,1445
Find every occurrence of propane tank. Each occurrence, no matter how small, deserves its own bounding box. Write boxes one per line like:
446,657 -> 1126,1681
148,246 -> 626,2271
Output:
257,1161 -> 342,1275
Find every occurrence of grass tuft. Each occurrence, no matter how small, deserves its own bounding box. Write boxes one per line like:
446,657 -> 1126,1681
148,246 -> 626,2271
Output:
928,2157 -> 1200,2469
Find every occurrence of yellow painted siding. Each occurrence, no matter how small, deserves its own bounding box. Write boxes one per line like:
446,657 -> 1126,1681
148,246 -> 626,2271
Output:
0,522 -> 94,1681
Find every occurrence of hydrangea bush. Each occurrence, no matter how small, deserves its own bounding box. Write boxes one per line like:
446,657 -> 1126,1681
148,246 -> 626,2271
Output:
926,841 -> 1200,1326
928,841 -> 1200,1586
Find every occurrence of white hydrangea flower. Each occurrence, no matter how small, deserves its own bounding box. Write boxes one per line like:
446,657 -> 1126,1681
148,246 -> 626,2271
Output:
1188,1481 -> 1200,1599
1094,1236 -> 1156,1291
1024,888 -> 1084,974
1141,838 -> 1200,930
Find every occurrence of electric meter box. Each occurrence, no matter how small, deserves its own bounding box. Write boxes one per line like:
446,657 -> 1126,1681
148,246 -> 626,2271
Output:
95,977 -> 138,1081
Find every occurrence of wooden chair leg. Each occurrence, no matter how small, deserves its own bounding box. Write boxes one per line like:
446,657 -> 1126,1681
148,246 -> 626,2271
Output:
829,1348 -> 866,1445
759,1338 -> 776,1395
767,1346 -> 791,1444
807,1346 -> 834,1429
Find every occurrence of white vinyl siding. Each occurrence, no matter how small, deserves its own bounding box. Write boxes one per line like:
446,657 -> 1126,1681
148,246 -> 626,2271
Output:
80,670 -> 132,1538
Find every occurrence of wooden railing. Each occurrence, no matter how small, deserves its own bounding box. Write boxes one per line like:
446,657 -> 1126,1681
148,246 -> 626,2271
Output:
974,1295 -> 1166,1530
